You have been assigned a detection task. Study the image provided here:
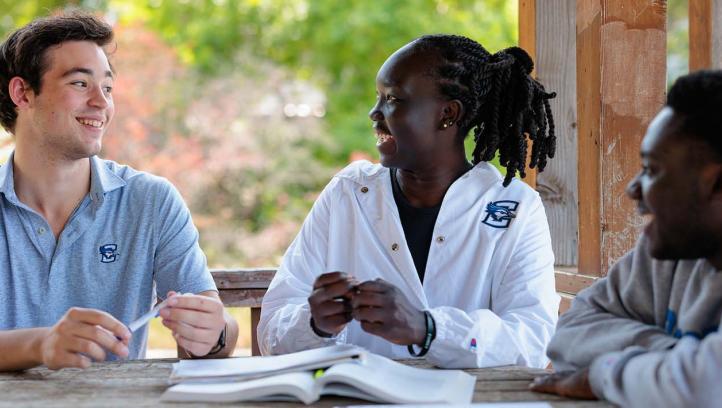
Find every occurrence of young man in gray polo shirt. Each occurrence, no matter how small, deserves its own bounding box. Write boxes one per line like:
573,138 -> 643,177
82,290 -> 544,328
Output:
0,13 -> 238,371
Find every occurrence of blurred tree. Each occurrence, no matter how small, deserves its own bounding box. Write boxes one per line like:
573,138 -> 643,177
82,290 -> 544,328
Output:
0,0 -> 109,34
666,0 -> 688,86
0,1 -> 517,266
127,0 -> 517,162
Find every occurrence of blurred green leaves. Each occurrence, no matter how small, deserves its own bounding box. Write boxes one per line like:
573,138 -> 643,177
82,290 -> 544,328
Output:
119,0 -> 517,163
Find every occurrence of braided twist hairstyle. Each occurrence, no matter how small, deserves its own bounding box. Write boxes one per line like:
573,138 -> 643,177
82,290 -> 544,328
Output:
412,34 -> 557,186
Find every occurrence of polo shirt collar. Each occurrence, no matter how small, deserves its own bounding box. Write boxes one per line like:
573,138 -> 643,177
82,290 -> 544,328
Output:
0,151 -> 18,202
89,155 -> 126,205
0,153 -> 126,208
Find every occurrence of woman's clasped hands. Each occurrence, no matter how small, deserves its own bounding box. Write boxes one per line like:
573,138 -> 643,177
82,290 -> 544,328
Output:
308,272 -> 427,346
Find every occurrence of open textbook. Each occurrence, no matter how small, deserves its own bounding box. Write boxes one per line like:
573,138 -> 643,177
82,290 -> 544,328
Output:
168,344 -> 363,384
162,350 -> 476,405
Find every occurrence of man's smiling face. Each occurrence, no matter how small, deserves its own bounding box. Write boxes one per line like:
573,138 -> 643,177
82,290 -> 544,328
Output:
22,40 -> 114,160
626,107 -> 721,260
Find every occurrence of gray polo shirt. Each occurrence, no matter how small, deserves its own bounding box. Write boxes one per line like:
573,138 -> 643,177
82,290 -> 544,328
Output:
0,153 -> 217,359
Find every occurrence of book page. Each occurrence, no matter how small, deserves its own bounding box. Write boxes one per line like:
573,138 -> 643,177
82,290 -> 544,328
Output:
344,404 -> 553,408
318,353 -> 475,404
169,344 -> 364,383
161,371 -> 319,404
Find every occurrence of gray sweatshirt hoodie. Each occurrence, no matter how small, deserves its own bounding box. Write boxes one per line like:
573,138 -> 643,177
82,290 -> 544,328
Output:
547,234 -> 722,407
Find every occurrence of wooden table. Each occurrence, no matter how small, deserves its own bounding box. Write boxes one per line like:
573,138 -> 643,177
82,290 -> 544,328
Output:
0,358 -> 612,407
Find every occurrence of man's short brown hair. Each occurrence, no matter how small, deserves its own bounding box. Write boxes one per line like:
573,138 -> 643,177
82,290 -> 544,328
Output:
0,11 -> 113,133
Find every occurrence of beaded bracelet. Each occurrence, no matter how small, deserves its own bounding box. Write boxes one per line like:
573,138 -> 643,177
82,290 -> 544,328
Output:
407,310 -> 436,357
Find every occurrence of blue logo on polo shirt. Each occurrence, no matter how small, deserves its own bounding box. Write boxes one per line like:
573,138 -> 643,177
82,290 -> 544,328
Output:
482,200 -> 518,229
99,244 -> 119,263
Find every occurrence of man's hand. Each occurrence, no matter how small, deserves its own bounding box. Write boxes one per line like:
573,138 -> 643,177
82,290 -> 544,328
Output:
38,307 -> 131,370
351,279 -> 426,346
529,368 -> 597,400
308,272 -> 358,336
160,291 -> 226,357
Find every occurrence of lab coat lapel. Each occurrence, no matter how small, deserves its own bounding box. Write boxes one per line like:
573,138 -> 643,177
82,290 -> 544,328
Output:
354,171 -> 428,308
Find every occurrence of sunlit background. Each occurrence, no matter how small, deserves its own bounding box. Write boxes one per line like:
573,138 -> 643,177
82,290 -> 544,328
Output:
0,0 -> 690,356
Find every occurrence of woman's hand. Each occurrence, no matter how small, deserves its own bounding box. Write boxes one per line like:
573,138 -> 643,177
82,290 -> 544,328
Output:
351,278 -> 427,346
308,272 -> 358,336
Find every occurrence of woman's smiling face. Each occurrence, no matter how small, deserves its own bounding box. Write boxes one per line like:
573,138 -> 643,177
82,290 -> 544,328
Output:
368,44 -> 452,170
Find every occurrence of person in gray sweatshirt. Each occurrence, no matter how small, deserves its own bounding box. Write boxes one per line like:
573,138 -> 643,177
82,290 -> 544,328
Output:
530,69 -> 722,407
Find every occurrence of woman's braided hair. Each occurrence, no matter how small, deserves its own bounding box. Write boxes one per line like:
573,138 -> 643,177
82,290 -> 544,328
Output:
413,34 -> 557,186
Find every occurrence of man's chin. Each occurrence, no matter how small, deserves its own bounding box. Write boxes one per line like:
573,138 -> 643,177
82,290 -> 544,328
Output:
647,238 -> 708,261
646,235 -> 675,260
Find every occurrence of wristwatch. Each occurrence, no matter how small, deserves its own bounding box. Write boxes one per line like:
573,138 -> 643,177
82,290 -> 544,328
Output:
207,324 -> 227,355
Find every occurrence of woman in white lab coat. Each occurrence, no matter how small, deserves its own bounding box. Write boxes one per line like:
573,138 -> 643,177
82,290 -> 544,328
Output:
259,34 -> 560,368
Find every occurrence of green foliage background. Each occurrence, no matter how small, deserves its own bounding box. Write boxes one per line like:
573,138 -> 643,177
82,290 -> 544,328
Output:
1,0 -> 516,164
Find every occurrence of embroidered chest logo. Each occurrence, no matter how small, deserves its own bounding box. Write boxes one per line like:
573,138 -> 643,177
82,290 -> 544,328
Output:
482,200 -> 519,229
99,244 -> 119,263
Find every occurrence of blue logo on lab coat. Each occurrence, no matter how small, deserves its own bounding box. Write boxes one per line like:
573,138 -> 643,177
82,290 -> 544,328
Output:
482,200 -> 518,229
99,244 -> 119,263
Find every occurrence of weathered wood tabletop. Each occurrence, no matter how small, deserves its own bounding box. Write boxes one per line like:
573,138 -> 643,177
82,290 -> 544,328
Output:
0,358 -> 613,407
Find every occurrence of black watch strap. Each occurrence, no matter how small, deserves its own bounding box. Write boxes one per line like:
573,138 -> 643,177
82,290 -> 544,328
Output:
207,324 -> 227,355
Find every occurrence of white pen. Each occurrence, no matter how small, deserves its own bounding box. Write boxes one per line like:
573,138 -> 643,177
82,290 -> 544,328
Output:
127,294 -> 183,333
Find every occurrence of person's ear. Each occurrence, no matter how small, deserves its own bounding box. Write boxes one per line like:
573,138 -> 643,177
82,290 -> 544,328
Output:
700,162 -> 722,204
439,99 -> 463,130
8,77 -> 34,109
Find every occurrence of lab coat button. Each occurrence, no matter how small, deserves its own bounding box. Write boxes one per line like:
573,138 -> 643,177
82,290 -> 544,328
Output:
360,186 -> 369,193
436,235 -> 445,243
391,243 -> 399,251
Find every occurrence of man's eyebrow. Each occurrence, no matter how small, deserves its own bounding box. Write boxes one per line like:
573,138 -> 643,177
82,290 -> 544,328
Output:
61,67 -> 114,79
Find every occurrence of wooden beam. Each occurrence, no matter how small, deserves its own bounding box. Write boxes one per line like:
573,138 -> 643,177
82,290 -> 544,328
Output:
211,268 -> 277,356
690,0 -> 713,70
577,0 -> 667,276
689,0 -> 722,70
559,293 -> 575,314
577,0 -> 602,275
554,269 -> 598,294
251,308 -> 262,356
534,0 -> 578,266
714,0 -> 722,69
211,268 -> 276,289
519,0 -> 537,188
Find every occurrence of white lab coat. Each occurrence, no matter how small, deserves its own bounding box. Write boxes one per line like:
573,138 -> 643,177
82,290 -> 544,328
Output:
258,160 -> 558,368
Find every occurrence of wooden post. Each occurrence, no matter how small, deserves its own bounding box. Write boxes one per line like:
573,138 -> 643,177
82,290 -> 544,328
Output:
534,0 -> 578,266
576,0 -> 667,276
690,0 -> 713,70
690,0 -> 722,70
519,0 -> 537,189
251,307 -> 262,356
712,0 -> 722,69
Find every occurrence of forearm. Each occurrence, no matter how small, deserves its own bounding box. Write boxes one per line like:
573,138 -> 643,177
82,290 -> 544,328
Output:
427,306 -> 555,369
549,299 -> 676,370
589,335 -> 721,407
217,310 -> 239,357
259,301 -> 343,355
0,328 -> 47,371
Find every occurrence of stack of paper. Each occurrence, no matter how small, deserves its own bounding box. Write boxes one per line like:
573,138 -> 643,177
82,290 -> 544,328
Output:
168,344 -> 363,383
